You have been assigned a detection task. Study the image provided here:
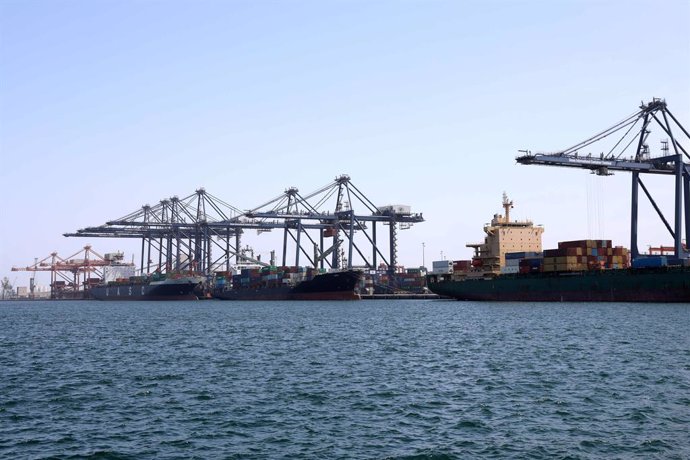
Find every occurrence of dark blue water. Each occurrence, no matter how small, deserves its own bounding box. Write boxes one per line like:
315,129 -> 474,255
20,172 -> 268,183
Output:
1,300 -> 688,459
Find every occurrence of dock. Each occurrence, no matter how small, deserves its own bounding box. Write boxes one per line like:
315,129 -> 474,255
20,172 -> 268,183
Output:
360,293 -> 441,300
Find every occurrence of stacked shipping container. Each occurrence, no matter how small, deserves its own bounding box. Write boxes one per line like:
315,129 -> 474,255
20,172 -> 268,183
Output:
446,240 -> 631,278
502,252 -> 542,274
219,266 -> 330,291
364,267 -> 428,294
542,240 -> 630,272
453,260 -> 472,272
518,256 -> 543,274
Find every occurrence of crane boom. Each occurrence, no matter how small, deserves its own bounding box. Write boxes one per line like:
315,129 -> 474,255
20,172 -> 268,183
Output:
516,152 -> 679,176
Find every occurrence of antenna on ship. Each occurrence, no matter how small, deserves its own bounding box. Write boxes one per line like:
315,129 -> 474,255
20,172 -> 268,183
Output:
502,192 -> 514,223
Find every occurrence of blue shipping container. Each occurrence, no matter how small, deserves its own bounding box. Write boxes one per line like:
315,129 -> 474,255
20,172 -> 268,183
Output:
632,256 -> 667,268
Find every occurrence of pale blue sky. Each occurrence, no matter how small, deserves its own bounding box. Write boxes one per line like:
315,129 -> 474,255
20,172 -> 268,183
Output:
1,0 -> 689,287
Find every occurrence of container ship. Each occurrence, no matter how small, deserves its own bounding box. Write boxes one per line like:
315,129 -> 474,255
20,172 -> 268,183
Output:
213,266 -> 362,300
89,272 -> 205,300
426,194 -> 690,302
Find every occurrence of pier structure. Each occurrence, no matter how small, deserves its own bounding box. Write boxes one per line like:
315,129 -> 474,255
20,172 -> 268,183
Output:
64,176 -> 424,277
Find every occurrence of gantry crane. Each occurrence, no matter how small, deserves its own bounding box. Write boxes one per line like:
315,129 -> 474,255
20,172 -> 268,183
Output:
11,245 -> 132,298
64,189 -> 254,275
517,99 -> 689,260
243,175 -> 423,271
65,175 -> 425,276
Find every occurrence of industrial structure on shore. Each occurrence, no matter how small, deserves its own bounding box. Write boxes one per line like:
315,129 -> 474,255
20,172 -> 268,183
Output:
11,246 -> 135,299
64,175 -> 423,275
12,175 -> 426,299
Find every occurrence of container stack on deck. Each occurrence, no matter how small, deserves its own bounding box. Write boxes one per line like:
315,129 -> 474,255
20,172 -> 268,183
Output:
453,260 -> 472,272
502,252 -> 542,274
218,266 -> 328,291
542,240 -> 629,272
504,239 -> 630,274
518,256 -> 543,274
446,239 -> 631,278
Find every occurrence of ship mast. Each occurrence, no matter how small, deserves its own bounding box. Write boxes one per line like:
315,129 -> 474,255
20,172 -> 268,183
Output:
502,192 -> 514,224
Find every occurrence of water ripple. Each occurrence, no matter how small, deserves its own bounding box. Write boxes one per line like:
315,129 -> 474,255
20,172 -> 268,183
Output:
0,300 -> 688,459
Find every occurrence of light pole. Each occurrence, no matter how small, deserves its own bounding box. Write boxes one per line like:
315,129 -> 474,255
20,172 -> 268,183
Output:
422,242 -> 425,269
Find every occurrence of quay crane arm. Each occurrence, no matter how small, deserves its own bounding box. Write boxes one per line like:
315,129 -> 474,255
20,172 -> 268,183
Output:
516,152 -> 678,175
516,99 -> 687,176
516,98 -> 690,260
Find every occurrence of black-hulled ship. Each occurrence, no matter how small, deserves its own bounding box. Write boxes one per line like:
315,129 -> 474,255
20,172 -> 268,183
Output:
89,273 -> 205,300
213,267 -> 362,301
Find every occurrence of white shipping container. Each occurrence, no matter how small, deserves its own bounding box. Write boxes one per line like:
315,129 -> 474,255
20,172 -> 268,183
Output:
431,260 -> 453,274
103,265 -> 136,282
432,260 -> 452,269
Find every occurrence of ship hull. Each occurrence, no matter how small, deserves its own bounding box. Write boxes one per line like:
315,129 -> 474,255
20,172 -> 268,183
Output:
90,281 -> 201,301
215,270 -> 362,301
428,268 -> 690,302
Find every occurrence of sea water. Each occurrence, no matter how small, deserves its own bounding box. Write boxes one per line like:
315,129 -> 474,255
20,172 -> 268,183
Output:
1,300 -> 688,459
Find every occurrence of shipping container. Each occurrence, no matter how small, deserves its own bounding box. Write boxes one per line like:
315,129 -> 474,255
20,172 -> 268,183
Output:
632,257 -> 667,268
431,260 -> 453,274
453,260 -> 472,270
505,251 -> 542,260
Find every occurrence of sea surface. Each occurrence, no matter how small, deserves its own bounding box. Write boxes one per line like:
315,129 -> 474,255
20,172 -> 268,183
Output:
0,299 -> 688,459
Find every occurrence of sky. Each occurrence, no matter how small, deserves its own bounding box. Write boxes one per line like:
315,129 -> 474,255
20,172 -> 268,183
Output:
1,0 -> 689,288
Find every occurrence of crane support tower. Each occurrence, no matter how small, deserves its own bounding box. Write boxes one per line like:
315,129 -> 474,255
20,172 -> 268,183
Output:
516,98 -> 690,261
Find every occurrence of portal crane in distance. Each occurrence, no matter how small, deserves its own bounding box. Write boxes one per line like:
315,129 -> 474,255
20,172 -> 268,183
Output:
11,245 -> 130,298
516,98 -> 690,260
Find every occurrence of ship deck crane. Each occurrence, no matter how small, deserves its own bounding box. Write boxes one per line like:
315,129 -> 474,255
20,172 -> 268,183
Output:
516,99 -> 690,260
